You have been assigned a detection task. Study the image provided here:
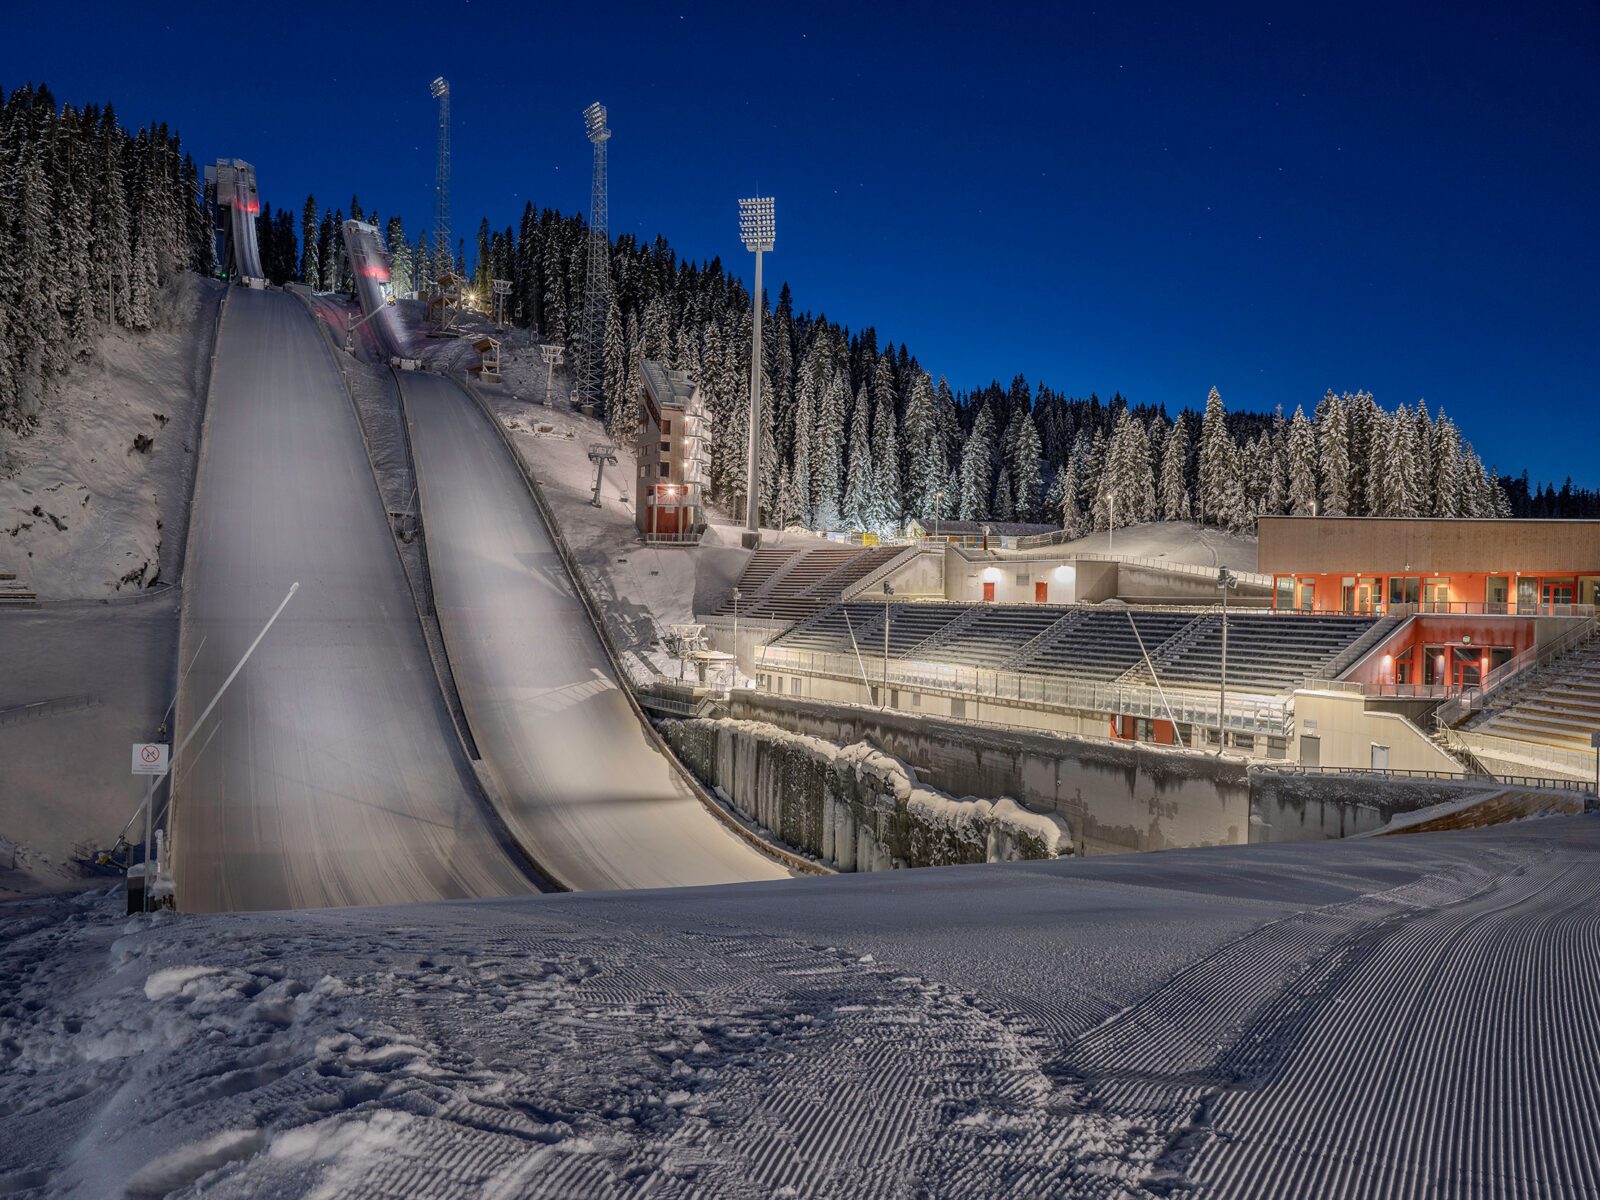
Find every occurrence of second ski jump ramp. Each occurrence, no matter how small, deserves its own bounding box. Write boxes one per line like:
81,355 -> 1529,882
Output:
399,372 -> 791,890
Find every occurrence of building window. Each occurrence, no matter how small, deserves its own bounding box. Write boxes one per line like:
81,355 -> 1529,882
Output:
660,441 -> 671,453
659,463 -> 670,478
951,698 -> 967,719
910,691 -> 922,708
790,676 -> 801,696
662,419 -> 671,434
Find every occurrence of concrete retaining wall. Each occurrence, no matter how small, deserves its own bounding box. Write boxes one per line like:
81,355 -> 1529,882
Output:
1247,769 -> 1507,841
660,717 -> 1071,871
725,692 -> 1251,854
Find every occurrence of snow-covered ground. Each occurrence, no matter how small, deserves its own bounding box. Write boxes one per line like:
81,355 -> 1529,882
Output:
3,815 -> 1595,1197
1040,520 -> 1259,572
0,275 -> 224,599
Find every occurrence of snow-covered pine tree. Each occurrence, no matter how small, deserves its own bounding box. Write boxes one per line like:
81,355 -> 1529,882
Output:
1005,406 -> 1043,522
1096,409 -> 1155,529
1198,387 -> 1233,527
1158,416 -> 1192,521
790,371 -> 814,526
386,216 -> 411,297
811,369 -> 847,528
1315,391 -> 1351,516
843,387 -> 875,529
993,469 -> 1015,523
901,370 -> 937,518
1058,440 -> 1090,537
958,403 -> 996,521
602,294 -> 630,440
871,390 -> 903,531
1431,409 -> 1464,517
299,195 -> 319,286
1287,405 -> 1317,514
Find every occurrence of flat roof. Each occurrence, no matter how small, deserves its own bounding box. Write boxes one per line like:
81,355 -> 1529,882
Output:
1258,516 -> 1600,575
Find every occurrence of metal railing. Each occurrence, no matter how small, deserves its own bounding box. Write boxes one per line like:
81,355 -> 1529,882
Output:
759,644 -> 1292,735
1434,614 -> 1600,725
1292,601 -> 1596,619
1437,725 -> 1597,780
1264,762 -> 1596,795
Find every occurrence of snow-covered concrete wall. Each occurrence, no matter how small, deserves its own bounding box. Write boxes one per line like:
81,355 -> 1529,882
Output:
661,718 -> 1072,871
1247,769 -> 1516,841
723,693 -> 1252,854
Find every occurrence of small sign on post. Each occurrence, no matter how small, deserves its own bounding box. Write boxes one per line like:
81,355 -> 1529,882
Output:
132,743 -> 169,776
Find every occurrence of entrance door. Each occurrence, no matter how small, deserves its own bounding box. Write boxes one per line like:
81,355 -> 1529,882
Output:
1300,734 -> 1321,766
1422,579 -> 1450,612
1035,580 -> 1048,603
1517,577 -> 1539,612
982,581 -> 996,602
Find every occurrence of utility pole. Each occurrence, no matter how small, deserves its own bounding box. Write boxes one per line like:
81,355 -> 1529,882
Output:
738,197 -> 775,547
1217,566 -> 1238,753
578,103 -> 612,413
732,587 -> 742,685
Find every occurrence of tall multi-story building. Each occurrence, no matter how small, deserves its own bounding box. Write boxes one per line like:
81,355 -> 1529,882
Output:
635,360 -> 710,541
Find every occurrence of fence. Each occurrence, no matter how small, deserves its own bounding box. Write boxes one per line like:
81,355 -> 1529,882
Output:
1436,725 -> 1597,781
0,694 -> 101,727
1267,761 -> 1596,796
759,644 -> 1292,735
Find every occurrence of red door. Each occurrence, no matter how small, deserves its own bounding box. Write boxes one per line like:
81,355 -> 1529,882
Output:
1035,581 -> 1048,603
982,582 -> 996,602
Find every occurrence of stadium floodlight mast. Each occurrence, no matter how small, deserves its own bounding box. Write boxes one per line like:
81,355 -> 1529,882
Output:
1217,567 -> 1239,753
540,344 -> 564,408
738,197 -> 775,544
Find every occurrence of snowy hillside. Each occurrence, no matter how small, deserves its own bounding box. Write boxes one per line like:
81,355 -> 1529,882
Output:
3,815 -> 1596,1197
1041,519 -> 1259,573
0,275 -> 223,598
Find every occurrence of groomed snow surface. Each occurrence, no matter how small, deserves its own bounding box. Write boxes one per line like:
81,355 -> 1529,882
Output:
4,816 -> 1598,1198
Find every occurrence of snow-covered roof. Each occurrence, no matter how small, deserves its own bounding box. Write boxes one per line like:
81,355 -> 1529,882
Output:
642,359 -> 699,410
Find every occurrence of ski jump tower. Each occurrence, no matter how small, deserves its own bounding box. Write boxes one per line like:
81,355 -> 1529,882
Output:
205,159 -> 264,282
576,101 -> 611,413
430,77 -> 452,270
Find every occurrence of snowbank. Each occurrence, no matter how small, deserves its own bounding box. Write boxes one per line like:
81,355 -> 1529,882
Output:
662,716 -> 1072,870
0,274 -> 224,598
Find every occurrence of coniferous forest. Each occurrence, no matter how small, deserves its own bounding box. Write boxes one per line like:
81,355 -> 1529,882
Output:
6,83 -> 1598,528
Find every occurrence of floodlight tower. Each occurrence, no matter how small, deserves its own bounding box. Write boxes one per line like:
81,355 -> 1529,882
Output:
430,77 -> 452,268
577,102 -> 612,413
738,197 -> 775,540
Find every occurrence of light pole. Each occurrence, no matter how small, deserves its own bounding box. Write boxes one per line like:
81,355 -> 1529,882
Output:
540,344 -> 564,408
1105,489 -> 1118,555
732,587 -> 742,686
344,293 -> 395,354
1217,566 -> 1238,753
738,197 -> 775,546
882,582 -> 895,707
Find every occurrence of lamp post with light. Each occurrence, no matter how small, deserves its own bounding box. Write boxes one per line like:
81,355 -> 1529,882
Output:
738,197 -> 775,546
1217,566 -> 1238,752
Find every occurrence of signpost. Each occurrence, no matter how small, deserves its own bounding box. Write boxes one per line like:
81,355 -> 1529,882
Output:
132,743 -> 169,776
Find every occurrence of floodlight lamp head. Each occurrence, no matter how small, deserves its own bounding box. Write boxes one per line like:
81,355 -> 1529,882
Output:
738,196 -> 776,251
430,77 -> 449,99
583,102 -> 610,143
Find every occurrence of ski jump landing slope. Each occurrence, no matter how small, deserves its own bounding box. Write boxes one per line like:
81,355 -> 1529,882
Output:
170,288 -> 539,912
399,371 -> 790,890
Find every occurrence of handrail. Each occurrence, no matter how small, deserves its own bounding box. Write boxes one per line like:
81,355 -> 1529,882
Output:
1435,614 -> 1600,725
1263,761 -> 1595,795
1439,725 -> 1598,779
758,644 -> 1292,735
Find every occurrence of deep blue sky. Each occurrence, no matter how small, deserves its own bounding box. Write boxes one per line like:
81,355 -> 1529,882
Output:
5,1 -> 1596,483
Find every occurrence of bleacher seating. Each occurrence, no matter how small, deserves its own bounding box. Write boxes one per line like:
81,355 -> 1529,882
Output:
1142,613 -> 1375,694
924,606 -> 1070,668
1466,638 -> 1600,754
765,600 -> 1381,695
713,544 -> 906,624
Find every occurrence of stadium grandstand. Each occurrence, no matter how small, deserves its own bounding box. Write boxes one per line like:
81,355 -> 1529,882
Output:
692,519 -> 1600,781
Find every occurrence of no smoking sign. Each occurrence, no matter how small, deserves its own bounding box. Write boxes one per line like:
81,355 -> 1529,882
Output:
132,742 -> 170,776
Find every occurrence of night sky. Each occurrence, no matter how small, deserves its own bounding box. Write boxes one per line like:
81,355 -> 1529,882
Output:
4,1 -> 1595,484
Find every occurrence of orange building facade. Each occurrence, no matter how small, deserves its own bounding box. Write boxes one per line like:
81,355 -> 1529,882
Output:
1258,517 -> 1600,617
